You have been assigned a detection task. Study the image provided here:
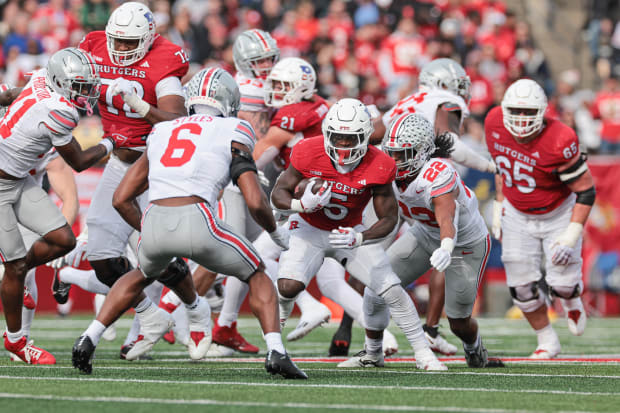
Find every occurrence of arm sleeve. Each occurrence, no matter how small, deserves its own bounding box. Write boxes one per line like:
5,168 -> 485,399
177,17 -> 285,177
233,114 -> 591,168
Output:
232,120 -> 257,151
430,166 -> 458,199
451,136 -> 494,172
43,109 -> 77,146
155,76 -> 185,99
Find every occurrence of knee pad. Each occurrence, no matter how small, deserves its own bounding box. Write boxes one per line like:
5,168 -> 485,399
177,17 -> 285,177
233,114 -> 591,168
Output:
363,287 -> 390,331
509,282 -> 545,313
158,258 -> 190,288
95,256 -> 133,288
549,282 -> 582,299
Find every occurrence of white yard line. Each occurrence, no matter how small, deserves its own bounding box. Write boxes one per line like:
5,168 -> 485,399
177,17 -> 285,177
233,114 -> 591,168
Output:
0,392 -> 597,413
0,375 -> 619,396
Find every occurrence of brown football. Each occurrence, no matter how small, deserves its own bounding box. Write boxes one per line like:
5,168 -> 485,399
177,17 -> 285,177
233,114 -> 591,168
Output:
294,178 -> 325,199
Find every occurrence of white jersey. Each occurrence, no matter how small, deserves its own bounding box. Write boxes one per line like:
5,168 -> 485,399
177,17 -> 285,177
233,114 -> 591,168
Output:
29,149 -> 60,186
0,69 -> 76,178
382,89 -> 469,129
394,157 -> 487,246
147,114 -> 256,207
235,72 -> 269,112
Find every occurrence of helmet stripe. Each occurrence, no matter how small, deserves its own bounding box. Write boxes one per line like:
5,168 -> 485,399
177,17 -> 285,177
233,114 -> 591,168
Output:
81,51 -> 97,77
252,30 -> 269,50
389,113 -> 408,141
200,68 -> 217,98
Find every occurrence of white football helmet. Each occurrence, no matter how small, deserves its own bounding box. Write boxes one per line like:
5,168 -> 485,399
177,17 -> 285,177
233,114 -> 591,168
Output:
233,29 -> 280,79
264,57 -> 316,108
184,67 -> 240,117
419,58 -> 471,104
46,48 -> 101,112
382,113 -> 436,180
105,2 -> 156,66
322,98 -> 373,166
501,78 -> 547,139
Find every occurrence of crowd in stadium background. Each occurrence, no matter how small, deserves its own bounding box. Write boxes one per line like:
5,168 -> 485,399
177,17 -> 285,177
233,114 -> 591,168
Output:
0,0 -> 619,316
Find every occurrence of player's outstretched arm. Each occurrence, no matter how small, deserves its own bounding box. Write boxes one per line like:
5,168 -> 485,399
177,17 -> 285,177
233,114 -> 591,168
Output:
239,110 -> 272,141
142,94 -> 186,124
253,126 -> 294,169
55,137 -> 110,172
430,191 -> 459,272
112,153 -> 150,231
363,182 -> 399,243
46,156 -> 79,225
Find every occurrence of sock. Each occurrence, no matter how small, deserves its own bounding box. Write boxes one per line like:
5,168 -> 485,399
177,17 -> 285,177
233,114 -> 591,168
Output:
316,258 -> 362,321
364,335 -> 383,355
264,332 -> 285,354
94,294 -> 105,315
338,312 -> 354,332
84,320 -> 106,346
379,285 -> 427,353
463,333 -> 481,351
5,329 -> 23,343
278,291 -> 297,329
59,268 -> 110,295
535,323 -> 559,347
184,294 -> 200,310
124,315 -> 141,346
217,276 -> 248,327
294,290 -> 321,314
22,269 -> 37,338
134,297 -> 152,313
423,324 -> 439,338
561,297 -> 583,312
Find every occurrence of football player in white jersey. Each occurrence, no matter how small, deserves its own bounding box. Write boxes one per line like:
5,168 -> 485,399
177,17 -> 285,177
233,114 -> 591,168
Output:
341,113 -> 503,368
0,47 -> 124,364
72,67 -> 306,379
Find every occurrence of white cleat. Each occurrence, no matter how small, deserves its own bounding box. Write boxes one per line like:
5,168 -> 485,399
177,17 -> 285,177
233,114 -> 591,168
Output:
337,349 -> 384,368
425,331 -> 457,356
286,304 -> 331,341
415,349 -> 448,371
530,343 -> 561,359
567,308 -> 587,336
383,329 -> 398,357
125,307 -> 174,361
101,323 -> 117,342
187,297 -> 212,360
205,343 -> 235,357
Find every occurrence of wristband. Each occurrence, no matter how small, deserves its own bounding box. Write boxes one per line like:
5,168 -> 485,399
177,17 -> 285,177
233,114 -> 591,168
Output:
124,94 -> 150,117
561,222 -> 583,248
440,237 -> 455,253
290,199 -> 304,213
100,138 -> 114,155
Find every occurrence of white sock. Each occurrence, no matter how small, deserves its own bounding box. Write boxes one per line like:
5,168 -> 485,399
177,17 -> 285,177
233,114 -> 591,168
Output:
94,294 -> 106,315
561,297 -> 583,312
294,290 -> 321,314
84,320 -> 106,346
535,323 -> 559,347
134,297 -> 152,314
364,335 -> 383,355
264,332 -> 285,354
217,276 -> 248,327
278,291 -> 297,329
124,315 -> 141,346
22,269 -> 37,338
380,285 -> 427,353
5,328 -> 23,343
60,268 -> 110,295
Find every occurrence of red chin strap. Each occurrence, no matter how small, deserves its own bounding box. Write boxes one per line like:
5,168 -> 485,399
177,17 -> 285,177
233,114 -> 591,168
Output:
337,148 -> 352,165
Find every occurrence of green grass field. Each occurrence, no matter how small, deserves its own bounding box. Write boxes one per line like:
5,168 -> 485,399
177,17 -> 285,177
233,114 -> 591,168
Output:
1,315 -> 620,412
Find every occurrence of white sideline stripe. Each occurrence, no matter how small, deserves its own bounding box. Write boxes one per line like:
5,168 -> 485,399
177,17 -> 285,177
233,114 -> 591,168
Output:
1,376 -> 619,396
3,365 -> 620,380
0,392 -> 592,413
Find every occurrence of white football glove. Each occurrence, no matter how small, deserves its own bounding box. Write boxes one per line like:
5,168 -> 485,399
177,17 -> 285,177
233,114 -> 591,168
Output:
47,237 -> 88,269
109,77 -> 150,117
430,238 -> 454,272
491,200 -> 502,240
329,226 -> 364,249
269,225 -> 290,250
551,222 -> 583,266
487,159 -> 497,174
299,179 -> 332,213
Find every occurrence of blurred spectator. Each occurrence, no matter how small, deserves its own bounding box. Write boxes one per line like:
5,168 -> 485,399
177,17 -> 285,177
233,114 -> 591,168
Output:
32,0 -> 83,54
590,74 -> 620,154
80,0 -> 112,32
3,12 -> 43,57
466,51 -> 495,122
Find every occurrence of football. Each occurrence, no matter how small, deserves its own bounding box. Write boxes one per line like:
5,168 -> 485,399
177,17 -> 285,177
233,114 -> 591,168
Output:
294,178 -> 325,199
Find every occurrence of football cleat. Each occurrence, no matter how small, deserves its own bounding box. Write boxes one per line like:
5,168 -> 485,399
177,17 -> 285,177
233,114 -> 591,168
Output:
286,304 -> 331,341
163,330 -> 175,344
186,297 -> 212,360
212,321 -> 259,353
101,324 -> 117,342
119,340 -> 153,361
72,335 -> 95,374
328,318 -> 352,357
4,334 -> 56,365
464,340 -> 505,368
124,307 -> 174,361
567,308 -> 587,336
530,343 -> 561,359
383,329 -> 399,357
338,349 -> 384,368
51,268 -> 71,305
23,287 -> 36,310
205,343 -> 235,357
158,287 -> 181,314
265,350 -> 308,379
423,325 -> 457,356
415,348 -> 448,371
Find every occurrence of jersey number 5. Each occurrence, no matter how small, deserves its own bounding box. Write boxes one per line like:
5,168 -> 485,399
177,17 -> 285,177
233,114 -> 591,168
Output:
160,124 -> 200,167
495,156 -> 536,194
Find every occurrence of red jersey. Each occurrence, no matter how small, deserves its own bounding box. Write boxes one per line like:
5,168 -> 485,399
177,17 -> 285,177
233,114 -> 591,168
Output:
485,106 -> 579,214
271,96 -> 329,169
79,31 -> 189,147
590,90 -> 620,142
290,137 -> 396,231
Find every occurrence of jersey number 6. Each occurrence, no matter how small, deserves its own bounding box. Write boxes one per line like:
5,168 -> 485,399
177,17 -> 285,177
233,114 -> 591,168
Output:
160,124 -> 200,167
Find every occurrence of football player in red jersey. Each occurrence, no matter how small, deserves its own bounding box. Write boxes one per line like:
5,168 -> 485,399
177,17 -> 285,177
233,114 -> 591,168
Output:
75,2 -> 189,359
271,98 -> 445,370
486,79 -> 595,358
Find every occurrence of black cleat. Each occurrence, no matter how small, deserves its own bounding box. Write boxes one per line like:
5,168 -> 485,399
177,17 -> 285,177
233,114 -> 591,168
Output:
464,340 -> 505,368
52,269 -> 71,305
328,314 -> 353,357
265,350 -> 308,379
72,335 -> 95,374
119,341 -> 153,361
